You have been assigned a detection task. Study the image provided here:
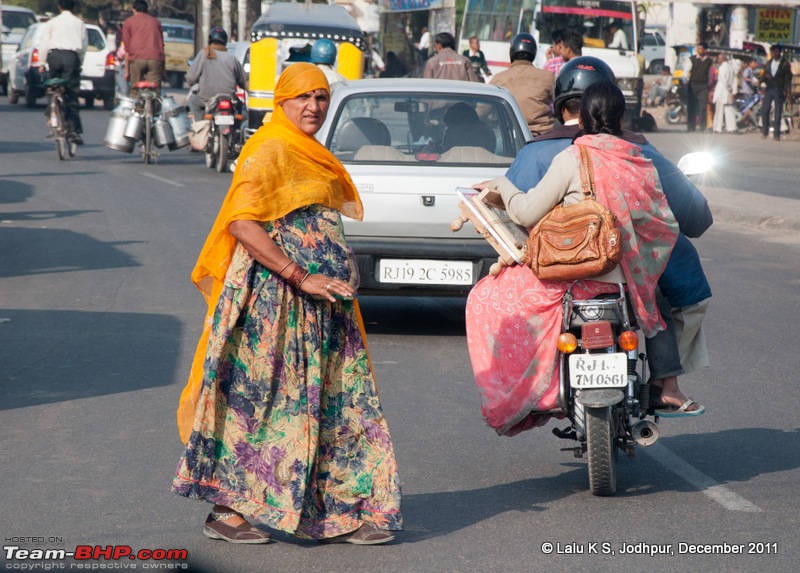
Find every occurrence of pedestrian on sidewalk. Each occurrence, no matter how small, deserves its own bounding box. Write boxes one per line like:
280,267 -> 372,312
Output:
760,44 -> 793,141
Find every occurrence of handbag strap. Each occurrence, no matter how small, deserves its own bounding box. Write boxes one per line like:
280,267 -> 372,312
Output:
577,144 -> 596,200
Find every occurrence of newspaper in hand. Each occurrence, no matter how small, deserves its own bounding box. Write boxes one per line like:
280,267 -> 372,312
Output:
453,187 -> 529,266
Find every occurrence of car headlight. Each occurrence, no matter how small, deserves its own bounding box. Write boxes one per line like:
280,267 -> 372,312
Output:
616,78 -> 637,93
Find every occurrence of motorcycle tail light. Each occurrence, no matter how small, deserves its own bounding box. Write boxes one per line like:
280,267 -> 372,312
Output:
217,99 -> 232,111
31,48 -> 39,66
618,330 -> 639,351
581,321 -> 614,349
557,333 -> 578,354
105,52 -> 116,70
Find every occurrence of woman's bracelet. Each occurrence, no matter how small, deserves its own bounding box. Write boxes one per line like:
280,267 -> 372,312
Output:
286,264 -> 310,289
277,260 -> 293,276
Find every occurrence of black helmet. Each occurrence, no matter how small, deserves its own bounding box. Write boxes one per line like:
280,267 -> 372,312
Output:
509,33 -> 537,61
208,26 -> 228,46
553,56 -> 616,122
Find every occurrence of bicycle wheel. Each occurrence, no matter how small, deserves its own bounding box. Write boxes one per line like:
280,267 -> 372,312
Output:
68,140 -> 78,157
56,137 -> 66,160
144,113 -> 152,165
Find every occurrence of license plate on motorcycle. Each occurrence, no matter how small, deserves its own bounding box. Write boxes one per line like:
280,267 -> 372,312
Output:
568,353 -> 628,388
214,115 -> 234,125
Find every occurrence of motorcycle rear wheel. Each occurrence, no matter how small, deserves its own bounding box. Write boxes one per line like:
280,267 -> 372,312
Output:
586,406 -> 617,496
215,135 -> 229,173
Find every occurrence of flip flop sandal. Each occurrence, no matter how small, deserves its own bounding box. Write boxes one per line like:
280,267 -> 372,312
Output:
655,399 -> 706,418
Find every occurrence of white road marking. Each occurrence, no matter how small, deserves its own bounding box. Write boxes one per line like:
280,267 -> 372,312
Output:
645,443 -> 762,512
142,172 -> 184,187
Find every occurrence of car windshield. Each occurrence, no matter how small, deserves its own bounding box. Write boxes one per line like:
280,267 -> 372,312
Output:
326,93 -> 527,166
2,11 -> 36,34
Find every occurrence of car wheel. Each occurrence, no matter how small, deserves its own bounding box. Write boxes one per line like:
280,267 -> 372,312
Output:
649,60 -> 664,75
24,84 -> 37,108
8,86 -> 19,104
84,95 -> 95,109
103,94 -> 115,110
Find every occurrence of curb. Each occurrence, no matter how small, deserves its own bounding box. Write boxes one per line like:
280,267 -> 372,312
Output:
701,185 -> 800,235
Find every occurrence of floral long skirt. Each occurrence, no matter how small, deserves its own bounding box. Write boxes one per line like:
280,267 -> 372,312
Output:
172,206 -> 403,539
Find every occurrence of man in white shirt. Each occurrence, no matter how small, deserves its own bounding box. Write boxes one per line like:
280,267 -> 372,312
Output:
417,27 -> 431,61
38,0 -> 88,144
607,22 -> 628,50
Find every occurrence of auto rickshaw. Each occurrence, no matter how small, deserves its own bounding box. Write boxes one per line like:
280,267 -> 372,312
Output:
247,1 -> 365,135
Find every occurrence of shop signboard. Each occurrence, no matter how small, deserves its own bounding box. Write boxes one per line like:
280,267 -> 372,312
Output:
755,8 -> 794,43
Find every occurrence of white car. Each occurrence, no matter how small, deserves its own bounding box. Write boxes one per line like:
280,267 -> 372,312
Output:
316,78 -> 532,296
641,27 -> 667,74
7,22 -> 115,108
1,4 -> 37,95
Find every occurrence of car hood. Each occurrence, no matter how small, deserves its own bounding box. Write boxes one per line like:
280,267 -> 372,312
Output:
342,162 -> 508,239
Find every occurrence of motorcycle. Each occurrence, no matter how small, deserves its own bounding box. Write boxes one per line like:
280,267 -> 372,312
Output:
203,92 -> 246,173
665,80 -> 687,125
552,152 -> 712,496
733,90 -> 762,131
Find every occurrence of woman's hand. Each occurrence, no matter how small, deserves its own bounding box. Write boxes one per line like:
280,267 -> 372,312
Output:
300,273 -> 356,302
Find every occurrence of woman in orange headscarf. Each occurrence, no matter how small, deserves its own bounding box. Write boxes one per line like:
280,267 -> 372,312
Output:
172,63 -> 402,545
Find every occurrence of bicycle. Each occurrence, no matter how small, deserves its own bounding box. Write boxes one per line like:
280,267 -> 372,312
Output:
131,80 -> 160,164
44,77 -> 77,160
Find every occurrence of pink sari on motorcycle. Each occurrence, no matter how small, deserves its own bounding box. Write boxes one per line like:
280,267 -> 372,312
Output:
466,134 -> 678,436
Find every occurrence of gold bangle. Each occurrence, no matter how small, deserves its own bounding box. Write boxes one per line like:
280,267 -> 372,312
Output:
277,260 -> 293,275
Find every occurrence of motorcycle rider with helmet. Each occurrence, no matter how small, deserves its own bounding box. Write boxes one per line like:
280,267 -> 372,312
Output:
311,39 -> 346,87
185,26 -> 247,122
503,56 -> 712,416
489,33 -> 555,136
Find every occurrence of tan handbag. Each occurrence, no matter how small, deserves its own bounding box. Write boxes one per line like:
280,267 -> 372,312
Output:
525,145 -> 622,281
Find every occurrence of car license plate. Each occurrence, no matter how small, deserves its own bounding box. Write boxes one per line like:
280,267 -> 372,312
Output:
80,80 -> 92,91
214,114 -> 234,125
378,259 -> 473,285
568,353 -> 627,389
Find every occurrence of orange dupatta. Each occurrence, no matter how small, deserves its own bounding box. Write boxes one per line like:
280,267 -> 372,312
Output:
176,63 -> 364,443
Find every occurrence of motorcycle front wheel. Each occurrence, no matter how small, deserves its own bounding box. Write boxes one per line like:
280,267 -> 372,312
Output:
586,406 -> 617,496
666,105 -> 685,125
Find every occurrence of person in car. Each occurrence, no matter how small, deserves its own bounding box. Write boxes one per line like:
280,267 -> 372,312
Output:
423,32 -> 479,82
493,57 -> 711,429
466,79 -> 680,436
490,33 -> 554,136
37,0 -> 87,145
185,26 -> 247,122
172,63 -> 402,545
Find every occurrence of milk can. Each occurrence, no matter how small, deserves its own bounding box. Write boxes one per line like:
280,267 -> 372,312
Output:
103,96 -> 137,153
123,110 -> 144,141
153,117 -> 176,148
161,95 -> 193,149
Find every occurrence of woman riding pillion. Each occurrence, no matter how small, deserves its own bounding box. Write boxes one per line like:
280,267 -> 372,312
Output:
186,26 -> 247,122
466,81 -> 679,436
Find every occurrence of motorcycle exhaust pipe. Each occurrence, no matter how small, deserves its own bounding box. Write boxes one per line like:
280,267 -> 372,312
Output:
632,419 -> 660,447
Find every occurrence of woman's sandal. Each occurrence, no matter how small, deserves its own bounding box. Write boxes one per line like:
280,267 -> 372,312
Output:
320,523 -> 395,545
203,510 -> 271,544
